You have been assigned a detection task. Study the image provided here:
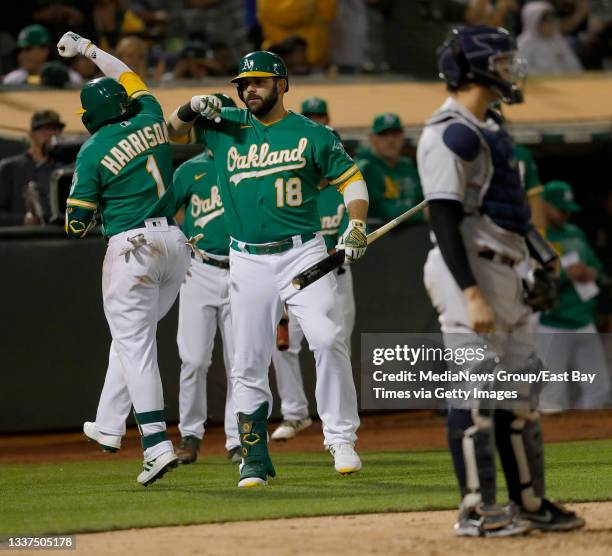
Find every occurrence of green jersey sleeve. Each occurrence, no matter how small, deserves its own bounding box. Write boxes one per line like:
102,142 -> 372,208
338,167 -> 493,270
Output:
514,145 -> 542,193
67,148 -> 100,212
314,127 -> 361,193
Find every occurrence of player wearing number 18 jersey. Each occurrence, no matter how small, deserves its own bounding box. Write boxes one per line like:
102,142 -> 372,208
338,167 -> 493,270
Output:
57,31 -> 190,486
168,51 -> 369,487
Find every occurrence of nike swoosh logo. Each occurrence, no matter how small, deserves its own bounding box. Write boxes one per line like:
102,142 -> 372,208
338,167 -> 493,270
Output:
526,510 -> 553,523
240,125 -> 252,129
194,173 -> 207,181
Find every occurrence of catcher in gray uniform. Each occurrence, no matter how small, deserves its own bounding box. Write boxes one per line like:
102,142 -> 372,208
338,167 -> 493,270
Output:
418,26 -> 585,537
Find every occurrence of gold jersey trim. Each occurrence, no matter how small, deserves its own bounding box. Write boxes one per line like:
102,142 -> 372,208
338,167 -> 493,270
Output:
66,198 -> 97,210
119,71 -> 149,98
330,165 -> 359,186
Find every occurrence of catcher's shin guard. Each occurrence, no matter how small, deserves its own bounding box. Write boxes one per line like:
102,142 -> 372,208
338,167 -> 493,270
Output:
447,408 -> 497,509
495,409 -> 544,511
237,402 -> 276,486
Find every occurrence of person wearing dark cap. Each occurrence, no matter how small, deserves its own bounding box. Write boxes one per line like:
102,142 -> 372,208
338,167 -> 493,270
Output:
167,41 -> 210,80
3,24 -> 82,86
301,96 -> 329,126
355,112 -> 425,223
536,180 -> 611,411
0,109 -> 65,225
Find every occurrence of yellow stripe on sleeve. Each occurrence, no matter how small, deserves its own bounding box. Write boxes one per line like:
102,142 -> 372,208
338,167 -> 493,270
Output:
119,71 -> 149,98
329,165 -> 359,186
66,198 -> 97,210
335,170 -> 364,194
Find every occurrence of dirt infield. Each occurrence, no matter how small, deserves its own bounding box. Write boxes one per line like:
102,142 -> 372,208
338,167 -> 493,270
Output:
3,410 -> 612,464
9,502 -> 611,556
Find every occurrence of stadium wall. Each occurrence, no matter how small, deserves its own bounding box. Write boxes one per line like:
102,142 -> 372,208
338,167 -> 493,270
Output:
0,224 -> 436,433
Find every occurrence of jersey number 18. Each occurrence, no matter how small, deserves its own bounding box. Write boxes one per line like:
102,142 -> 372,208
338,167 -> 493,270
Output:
275,177 -> 302,207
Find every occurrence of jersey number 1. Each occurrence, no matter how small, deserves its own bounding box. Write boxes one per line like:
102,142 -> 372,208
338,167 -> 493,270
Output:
275,177 -> 302,207
146,154 -> 166,197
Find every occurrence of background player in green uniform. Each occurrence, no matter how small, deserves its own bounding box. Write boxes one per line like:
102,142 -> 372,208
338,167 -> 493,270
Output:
356,113 -> 425,223
159,125 -> 242,464
300,96 -> 330,126
57,31 -> 190,486
514,143 -> 545,230
536,180 -> 611,410
167,51 -> 369,487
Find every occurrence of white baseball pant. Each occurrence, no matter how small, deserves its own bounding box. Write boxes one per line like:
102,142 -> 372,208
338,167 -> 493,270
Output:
177,256 -> 239,450
95,220 -> 190,461
229,234 -> 359,447
536,322 -> 611,409
271,266 -> 356,421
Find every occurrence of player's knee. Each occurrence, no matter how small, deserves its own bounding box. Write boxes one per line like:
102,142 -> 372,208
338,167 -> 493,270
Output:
305,318 -> 343,353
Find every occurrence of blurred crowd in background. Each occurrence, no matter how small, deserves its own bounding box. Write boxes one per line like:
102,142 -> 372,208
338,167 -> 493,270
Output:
0,1 -> 610,348
0,1 -> 611,89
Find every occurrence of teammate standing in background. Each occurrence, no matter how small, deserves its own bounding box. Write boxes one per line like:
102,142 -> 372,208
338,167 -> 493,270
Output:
271,98 -> 356,441
166,51 -> 369,487
418,26 -> 585,535
514,143 -> 545,230
300,96 -> 330,126
356,113 -> 425,223
536,180 -> 610,410
162,95 -> 241,464
57,31 -> 190,486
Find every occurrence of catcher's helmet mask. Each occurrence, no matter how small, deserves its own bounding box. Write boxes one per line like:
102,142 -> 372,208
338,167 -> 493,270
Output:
438,26 -> 526,105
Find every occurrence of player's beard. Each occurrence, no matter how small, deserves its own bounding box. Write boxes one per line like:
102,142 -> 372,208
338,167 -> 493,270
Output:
245,86 -> 279,118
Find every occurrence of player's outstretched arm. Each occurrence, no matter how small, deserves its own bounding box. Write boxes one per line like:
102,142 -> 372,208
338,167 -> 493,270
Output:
167,96 -> 222,139
57,31 -> 151,100
57,31 -> 131,81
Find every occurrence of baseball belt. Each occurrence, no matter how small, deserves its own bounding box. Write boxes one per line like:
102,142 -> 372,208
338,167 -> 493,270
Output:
230,233 -> 316,255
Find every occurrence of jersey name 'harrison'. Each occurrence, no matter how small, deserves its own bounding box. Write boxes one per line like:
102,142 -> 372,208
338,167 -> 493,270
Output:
101,122 -> 170,175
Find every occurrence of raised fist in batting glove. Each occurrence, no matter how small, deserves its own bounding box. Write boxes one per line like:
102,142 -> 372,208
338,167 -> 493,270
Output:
338,219 -> 367,263
57,31 -> 91,58
190,95 -> 222,122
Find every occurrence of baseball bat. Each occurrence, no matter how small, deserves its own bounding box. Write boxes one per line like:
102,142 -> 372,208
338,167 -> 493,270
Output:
292,200 -> 427,290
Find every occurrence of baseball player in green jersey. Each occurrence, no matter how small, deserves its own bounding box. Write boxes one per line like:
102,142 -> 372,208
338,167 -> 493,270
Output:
514,144 -> 545,230
536,180 -> 611,410
300,96 -> 330,126
167,51 -> 369,487
356,113 -> 425,223
270,103 -> 355,441
57,31 -> 190,486
163,95 -> 241,464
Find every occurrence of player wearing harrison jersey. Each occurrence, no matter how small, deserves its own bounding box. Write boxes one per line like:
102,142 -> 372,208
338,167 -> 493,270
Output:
57,31 -> 190,486
167,51 -> 369,487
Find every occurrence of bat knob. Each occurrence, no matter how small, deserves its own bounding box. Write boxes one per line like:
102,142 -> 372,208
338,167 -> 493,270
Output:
291,278 -> 303,290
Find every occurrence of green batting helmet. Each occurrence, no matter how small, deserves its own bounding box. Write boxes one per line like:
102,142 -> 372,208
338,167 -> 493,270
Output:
79,77 -> 129,134
231,51 -> 289,91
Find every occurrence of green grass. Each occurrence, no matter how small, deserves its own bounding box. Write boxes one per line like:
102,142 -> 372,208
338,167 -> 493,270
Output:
2,440 -> 612,537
